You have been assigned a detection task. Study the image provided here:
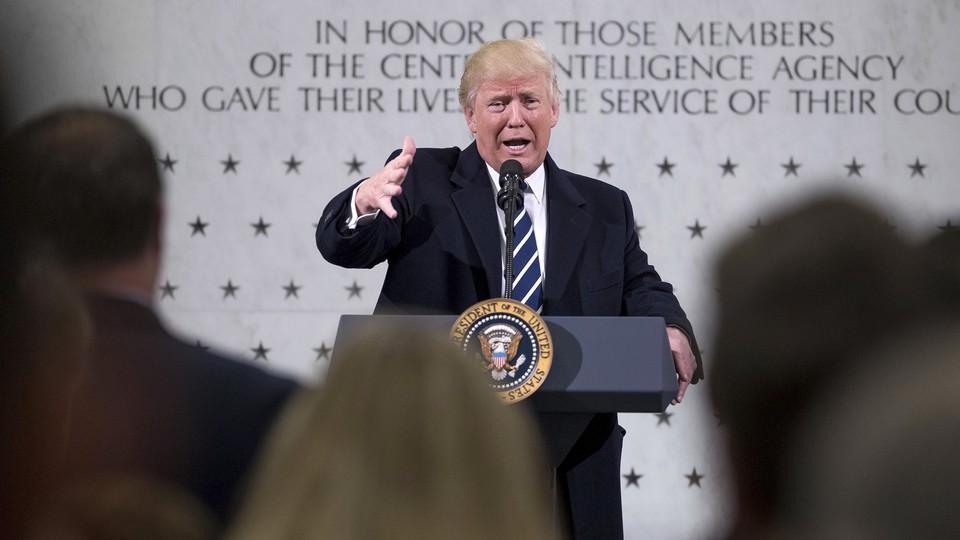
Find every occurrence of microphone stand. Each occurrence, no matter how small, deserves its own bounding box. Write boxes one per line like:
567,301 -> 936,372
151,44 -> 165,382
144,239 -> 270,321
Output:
499,172 -> 525,299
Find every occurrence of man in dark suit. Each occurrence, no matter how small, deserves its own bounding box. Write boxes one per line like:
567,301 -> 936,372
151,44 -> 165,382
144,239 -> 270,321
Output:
1,108 -> 297,528
317,38 -> 702,539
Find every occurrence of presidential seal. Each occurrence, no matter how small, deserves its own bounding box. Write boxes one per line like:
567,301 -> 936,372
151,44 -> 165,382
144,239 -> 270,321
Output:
450,298 -> 553,404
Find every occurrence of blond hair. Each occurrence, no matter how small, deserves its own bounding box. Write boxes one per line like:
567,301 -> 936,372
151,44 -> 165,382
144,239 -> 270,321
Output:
228,322 -> 555,540
458,38 -> 561,110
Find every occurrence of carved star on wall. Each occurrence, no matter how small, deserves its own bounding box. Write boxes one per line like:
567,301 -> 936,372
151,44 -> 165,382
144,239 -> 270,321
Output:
749,218 -> 763,231
251,341 -> 270,362
189,216 -> 209,236
251,217 -> 271,236
634,224 -> 644,239
656,411 -> 673,426
314,342 -> 333,362
283,280 -> 302,299
908,157 -> 927,178
159,153 -> 177,173
195,340 -> 210,351
346,154 -> 364,175
221,280 -> 239,299
284,154 -> 303,174
159,280 -> 178,300
719,157 -> 738,177
686,468 -> 704,488
781,156 -> 801,177
656,156 -> 676,177
940,220 -> 957,232
221,153 -> 239,174
687,220 -> 707,239
346,280 -> 363,299
844,157 -> 865,177
623,468 -> 642,488
595,156 -> 613,176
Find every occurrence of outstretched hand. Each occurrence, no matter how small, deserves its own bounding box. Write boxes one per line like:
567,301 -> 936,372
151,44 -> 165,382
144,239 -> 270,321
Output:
355,136 -> 416,219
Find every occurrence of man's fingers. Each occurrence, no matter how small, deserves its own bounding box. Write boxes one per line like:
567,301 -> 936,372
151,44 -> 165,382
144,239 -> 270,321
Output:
673,380 -> 690,405
401,135 -> 416,158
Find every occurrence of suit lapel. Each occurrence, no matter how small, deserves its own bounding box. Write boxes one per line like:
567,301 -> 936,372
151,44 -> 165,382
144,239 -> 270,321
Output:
450,143 -> 503,300
544,155 -> 590,310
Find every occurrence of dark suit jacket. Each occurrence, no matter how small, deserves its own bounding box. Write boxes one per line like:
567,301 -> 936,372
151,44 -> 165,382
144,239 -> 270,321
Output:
64,294 -> 297,525
317,142 -> 702,538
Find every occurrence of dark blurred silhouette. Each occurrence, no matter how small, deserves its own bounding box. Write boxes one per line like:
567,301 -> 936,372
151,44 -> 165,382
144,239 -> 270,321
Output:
779,320 -> 960,539
0,107 -> 298,531
708,193 -> 926,539
227,322 -> 558,540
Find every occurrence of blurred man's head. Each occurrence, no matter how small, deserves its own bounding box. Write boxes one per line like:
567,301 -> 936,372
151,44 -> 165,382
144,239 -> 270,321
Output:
459,38 -> 560,176
0,108 -> 163,286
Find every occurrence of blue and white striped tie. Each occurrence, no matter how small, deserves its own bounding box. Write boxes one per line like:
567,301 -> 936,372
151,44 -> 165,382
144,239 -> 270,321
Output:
511,207 -> 543,313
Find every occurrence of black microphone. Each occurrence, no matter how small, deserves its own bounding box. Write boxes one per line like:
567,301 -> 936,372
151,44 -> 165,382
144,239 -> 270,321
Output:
497,159 -> 526,299
497,159 -> 526,212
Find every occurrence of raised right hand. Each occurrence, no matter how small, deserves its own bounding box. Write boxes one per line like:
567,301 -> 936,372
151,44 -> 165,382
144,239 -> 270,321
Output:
355,136 -> 416,219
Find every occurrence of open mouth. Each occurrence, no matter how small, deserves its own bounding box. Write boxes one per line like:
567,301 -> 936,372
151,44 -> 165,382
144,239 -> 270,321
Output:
503,138 -> 530,152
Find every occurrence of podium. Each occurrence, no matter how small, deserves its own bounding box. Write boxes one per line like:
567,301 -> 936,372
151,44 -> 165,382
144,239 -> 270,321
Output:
331,314 -> 678,465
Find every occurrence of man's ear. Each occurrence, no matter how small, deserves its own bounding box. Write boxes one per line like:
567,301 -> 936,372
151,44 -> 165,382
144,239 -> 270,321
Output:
464,107 -> 478,134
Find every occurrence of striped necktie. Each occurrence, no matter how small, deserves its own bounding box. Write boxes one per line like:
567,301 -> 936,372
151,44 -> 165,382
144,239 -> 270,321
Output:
511,207 -> 543,313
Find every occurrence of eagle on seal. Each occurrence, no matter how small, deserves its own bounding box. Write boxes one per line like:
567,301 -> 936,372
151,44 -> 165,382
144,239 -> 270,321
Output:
479,329 -> 524,381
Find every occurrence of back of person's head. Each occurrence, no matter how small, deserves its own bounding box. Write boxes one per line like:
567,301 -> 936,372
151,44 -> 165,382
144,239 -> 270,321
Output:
917,227 -> 960,314
228,322 -> 554,540
709,193 -> 924,533
458,38 -> 560,110
0,107 -> 162,276
779,321 -> 960,539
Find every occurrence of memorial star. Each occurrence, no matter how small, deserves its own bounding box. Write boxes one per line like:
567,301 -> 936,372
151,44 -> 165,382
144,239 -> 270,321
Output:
283,280 -> 302,299
656,411 -> 673,426
656,156 -> 676,177
634,224 -> 644,239
749,218 -> 763,231
623,468 -> 642,488
346,280 -> 363,299
221,280 -> 239,299
346,154 -> 364,175
939,220 -> 957,232
189,216 -> 209,237
844,157 -> 865,177
595,156 -> 613,176
159,153 -> 177,173
251,341 -> 270,362
314,343 -> 333,362
221,154 -> 239,174
781,156 -> 801,177
908,157 -> 927,178
159,280 -> 178,300
719,157 -> 738,177
251,217 -> 271,236
687,220 -> 707,239
284,154 -> 303,174
686,468 -> 705,488
195,340 -> 210,351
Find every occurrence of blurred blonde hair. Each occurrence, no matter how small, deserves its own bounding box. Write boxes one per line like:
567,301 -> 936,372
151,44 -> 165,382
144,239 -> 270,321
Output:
228,322 -> 554,540
458,38 -> 561,110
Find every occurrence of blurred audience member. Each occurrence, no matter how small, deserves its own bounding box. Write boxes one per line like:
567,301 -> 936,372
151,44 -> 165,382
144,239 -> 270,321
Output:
917,226 -> 960,313
228,322 -> 557,540
28,473 -> 218,540
708,193 -> 925,539
0,107 -> 298,530
779,321 -> 960,539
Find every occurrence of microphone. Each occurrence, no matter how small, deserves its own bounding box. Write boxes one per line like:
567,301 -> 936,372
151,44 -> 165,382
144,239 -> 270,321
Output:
497,159 -> 526,212
497,159 -> 526,299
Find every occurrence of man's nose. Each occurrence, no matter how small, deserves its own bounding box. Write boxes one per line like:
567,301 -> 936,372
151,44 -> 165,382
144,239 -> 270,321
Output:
506,101 -> 525,127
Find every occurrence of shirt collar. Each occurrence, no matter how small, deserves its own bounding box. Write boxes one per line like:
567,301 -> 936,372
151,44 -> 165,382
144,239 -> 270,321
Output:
485,161 -> 546,204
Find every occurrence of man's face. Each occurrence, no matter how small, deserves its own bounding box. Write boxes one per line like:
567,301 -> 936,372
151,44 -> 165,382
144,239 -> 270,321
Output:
464,76 -> 560,176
